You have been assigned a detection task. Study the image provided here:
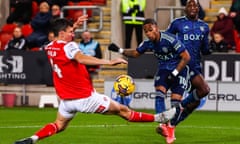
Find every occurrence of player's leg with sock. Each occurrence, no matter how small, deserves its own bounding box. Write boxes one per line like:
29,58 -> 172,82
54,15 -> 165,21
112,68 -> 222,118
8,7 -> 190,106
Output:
14,111 -> 72,144
155,90 -> 166,113
14,123 -> 61,144
32,123 -> 59,142
170,90 -> 200,126
156,99 -> 181,144
117,100 -> 175,123
173,72 -> 210,126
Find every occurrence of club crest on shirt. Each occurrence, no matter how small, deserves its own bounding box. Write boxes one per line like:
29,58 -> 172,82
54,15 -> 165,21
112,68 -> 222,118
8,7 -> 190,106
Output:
183,25 -> 189,32
162,47 -> 168,53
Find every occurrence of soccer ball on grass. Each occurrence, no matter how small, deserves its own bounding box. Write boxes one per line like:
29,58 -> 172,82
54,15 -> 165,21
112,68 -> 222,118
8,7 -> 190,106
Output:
113,74 -> 135,96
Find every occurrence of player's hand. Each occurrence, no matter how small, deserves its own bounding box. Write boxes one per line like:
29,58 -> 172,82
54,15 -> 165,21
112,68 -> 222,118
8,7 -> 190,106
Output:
108,43 -> 119,52
110,58 -> 128,65
73,14 -> 88,29
108,43 -> 124,53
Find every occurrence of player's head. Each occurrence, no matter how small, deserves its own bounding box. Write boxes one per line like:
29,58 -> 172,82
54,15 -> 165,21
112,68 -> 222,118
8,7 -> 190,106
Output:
143,18 -> 160,43
185,0 -> 200,20
51,18 -> 74,42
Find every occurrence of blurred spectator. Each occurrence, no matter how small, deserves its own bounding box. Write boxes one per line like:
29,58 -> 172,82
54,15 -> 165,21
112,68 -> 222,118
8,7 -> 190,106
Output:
51,4 -> 61,18
0,23 -> 17,50
5,26 -> 28,51
47,31 -> 55,42
26,1 -> 52,49
180,0 -> 205,20
7,0 -> 32,24
209,33 -> 228,52
35,0 -> 68,7
40,31 -> 55,50
121,0 -> 146,49
229,0 -> 240,34
210,7 -> 235,50
50,4 -> 61,24
230,0 -> 240,52
79,31 -> 102,75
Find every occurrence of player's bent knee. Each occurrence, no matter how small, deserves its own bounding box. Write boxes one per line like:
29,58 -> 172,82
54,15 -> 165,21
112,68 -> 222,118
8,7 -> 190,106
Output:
118,104 -> 132,119
107,100 -> 122,113
197,85 -> 210,98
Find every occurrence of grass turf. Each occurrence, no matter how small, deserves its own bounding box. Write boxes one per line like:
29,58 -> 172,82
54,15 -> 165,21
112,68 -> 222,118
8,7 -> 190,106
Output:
0,107 -> 239,144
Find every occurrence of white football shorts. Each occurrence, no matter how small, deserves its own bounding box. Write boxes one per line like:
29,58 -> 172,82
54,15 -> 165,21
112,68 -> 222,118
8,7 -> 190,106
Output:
58,91 -> 111,118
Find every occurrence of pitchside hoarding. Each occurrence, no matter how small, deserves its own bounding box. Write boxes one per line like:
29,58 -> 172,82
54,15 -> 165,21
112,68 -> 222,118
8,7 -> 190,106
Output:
0,51 -> 53,85
104,80 -> 240,112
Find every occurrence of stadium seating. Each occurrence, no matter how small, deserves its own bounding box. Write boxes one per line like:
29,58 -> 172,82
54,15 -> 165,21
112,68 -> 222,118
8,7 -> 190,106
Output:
233,30 -> 240,53
21,24 -> 33,37
0,32 -> 12,50
31,1 -> 39,18
67,1 -> 94,21
0,23 -> 17,50
0,32 -> 12,51
90,0 -> 107,5
1,23 -> 17,33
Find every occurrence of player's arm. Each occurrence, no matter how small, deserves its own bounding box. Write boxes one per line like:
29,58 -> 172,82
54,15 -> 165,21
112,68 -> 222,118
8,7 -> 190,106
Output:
74,52 -> 127,66
165,38 -> 190,84
165,49 -> 190,85
65,42 -> 127,66
108,43 -> 141,58
176,50 -> 190,73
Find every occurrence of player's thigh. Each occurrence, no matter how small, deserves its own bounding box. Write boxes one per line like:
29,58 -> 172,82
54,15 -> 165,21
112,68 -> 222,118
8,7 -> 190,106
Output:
191,74 -> 210,97
154,69 -> 170,93
189,66 -> 210,94
191,74 -> 209,90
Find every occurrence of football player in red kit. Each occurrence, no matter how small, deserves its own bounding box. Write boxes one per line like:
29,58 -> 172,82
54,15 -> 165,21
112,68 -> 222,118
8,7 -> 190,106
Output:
14,16 -> 176,144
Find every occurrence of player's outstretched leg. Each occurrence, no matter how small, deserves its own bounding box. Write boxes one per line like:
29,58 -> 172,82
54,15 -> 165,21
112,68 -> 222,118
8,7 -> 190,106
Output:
127,107 -> 176,123
154,107 -> 176,123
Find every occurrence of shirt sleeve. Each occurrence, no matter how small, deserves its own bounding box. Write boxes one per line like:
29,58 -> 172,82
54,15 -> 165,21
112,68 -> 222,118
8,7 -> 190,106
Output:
136,40 -> 150,54
166,20 -> 178,34
64,41 -> 81,59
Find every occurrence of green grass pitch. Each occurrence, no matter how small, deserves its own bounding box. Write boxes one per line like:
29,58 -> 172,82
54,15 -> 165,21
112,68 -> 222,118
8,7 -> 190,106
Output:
0,107 -> 239,144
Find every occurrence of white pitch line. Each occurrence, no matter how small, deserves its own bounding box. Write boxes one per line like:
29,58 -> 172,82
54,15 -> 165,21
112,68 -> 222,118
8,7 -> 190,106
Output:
0,124 -> 240,130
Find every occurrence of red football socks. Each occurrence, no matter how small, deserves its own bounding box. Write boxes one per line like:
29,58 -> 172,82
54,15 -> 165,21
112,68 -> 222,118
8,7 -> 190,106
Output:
128,111 -> 154,122
35,123 -> 59,139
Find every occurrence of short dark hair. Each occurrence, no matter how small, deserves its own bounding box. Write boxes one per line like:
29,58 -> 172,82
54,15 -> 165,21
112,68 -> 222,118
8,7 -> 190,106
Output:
143,18 -> 158,26
51,18 -> 73,36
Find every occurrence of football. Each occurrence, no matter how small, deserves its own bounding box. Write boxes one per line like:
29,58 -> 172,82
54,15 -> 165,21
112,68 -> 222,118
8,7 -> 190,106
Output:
113,74 -> 135,96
